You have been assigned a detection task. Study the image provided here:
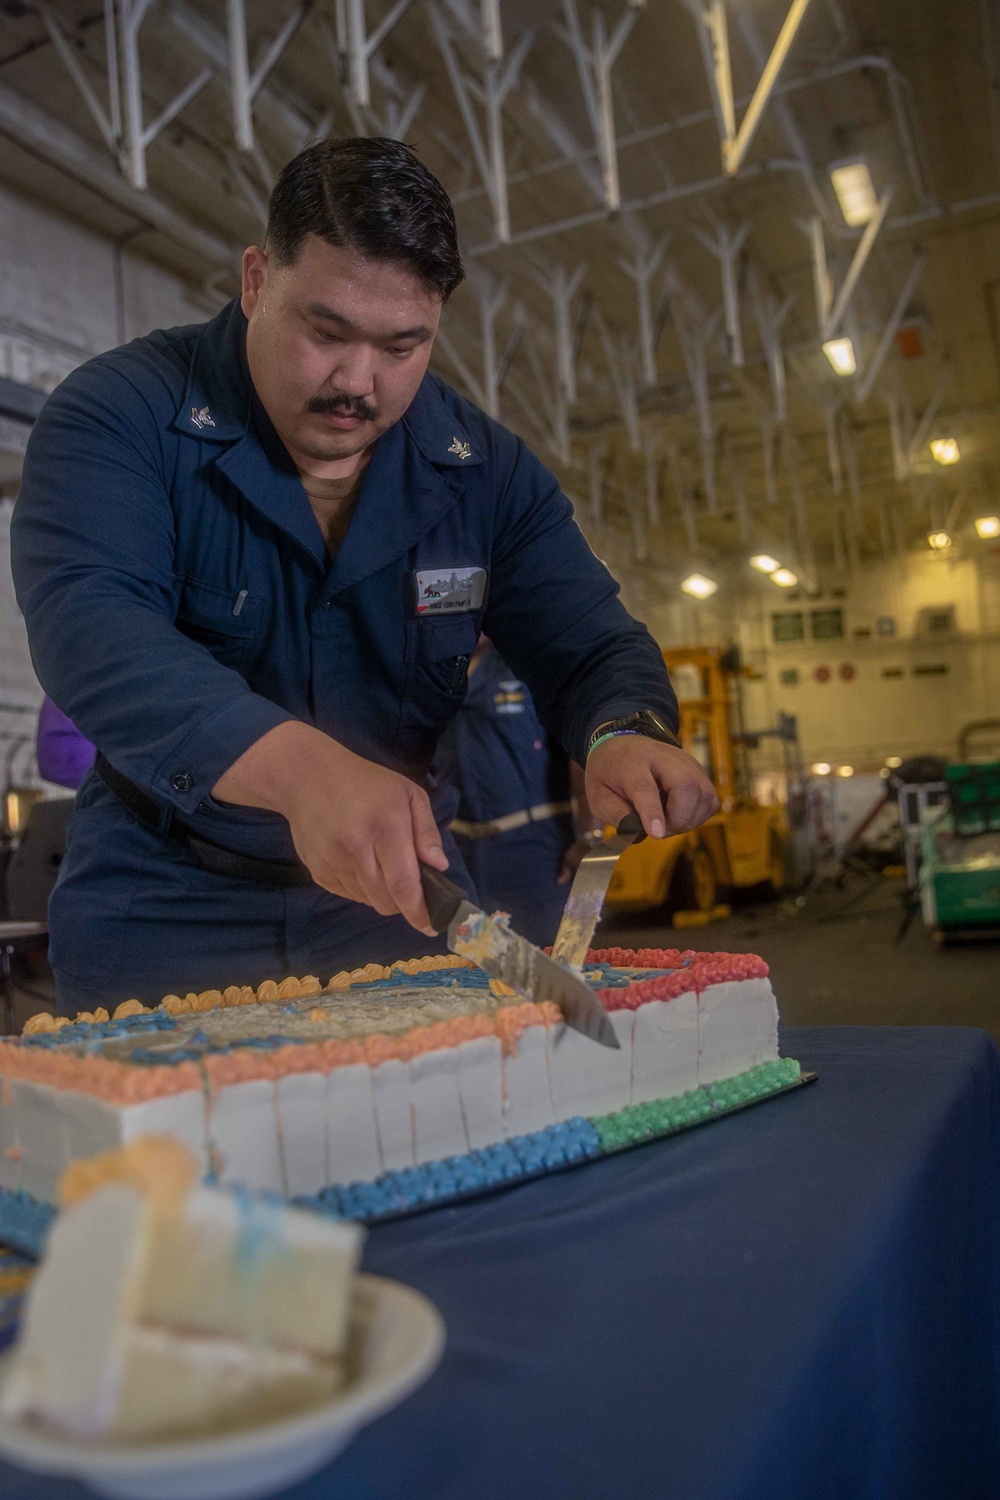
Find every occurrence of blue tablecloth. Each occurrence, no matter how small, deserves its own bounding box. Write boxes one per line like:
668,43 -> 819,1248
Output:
2,1026 -> 999,1500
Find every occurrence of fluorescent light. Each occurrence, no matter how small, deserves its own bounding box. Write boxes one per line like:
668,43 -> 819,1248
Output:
771,568 -> 798,587
750,554 -> 780,574
830,161 -> 878,226
927,531 -> 951,550
836,765 -> 854,777
975,515 -> 1000,538
811,762 -> 832,776
885,755 -> 902,769
681,573 -> 717,599
930,437 -> 960,465
822,337 -> 856,376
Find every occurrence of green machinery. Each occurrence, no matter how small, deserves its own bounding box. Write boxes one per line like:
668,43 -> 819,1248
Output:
920,758 -> 1000,937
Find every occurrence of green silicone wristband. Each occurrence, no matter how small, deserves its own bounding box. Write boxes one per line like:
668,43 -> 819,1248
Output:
587,728 -> 641,757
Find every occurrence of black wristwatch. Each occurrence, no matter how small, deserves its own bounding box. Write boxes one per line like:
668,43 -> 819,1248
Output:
587,710 -> 682,757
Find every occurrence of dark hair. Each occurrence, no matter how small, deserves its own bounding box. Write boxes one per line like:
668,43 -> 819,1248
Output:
265,137 -> 465,301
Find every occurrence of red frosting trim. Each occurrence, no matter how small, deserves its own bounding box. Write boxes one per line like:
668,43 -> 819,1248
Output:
597,951 -> 769,1011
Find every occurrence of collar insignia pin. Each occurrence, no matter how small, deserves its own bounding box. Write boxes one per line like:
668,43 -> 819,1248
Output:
448,436 -> 471,460
190,405 -> 215,430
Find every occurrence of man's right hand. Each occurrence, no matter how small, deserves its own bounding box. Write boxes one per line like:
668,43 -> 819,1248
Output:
212,722 -> 448,935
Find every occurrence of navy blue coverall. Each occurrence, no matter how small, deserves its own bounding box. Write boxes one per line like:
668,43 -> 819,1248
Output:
434,643 -> 575,948
11,298 -> 677,1008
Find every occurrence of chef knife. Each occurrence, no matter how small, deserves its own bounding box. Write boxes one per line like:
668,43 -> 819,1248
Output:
419,864 -> 620,1050
550,811 -> 647,971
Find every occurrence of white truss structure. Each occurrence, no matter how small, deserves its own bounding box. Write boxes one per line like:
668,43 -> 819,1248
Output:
688,0 -> 816,177
2,0 -> 991,573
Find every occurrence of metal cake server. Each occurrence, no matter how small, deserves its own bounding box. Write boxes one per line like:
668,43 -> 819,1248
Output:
550,811 -> 648,970
418,864 -> 619,1050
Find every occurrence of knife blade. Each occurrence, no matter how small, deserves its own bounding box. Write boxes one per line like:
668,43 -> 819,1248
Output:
419,865 -> 620,1050
550,811 -> 647,970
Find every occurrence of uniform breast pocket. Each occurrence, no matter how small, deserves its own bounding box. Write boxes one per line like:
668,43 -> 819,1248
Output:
174,577 -> 262,673
395,615 -> 480,760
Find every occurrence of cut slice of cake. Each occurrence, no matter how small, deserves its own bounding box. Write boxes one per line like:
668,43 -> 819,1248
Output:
0,1137 -> 364,1441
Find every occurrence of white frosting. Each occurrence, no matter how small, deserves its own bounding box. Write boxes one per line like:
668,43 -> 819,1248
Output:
9,1081 -> 69,1203
371,1059 -> 414,1172
502,1025 -> 555,1136
456,1035 -> 504,1150
326,1063 -> 382,1184
411,1047 -> 468,1164
747,977 -> 780,1065
276,1072 -> 328,1196
0,1081 -> 21,1192
56,1090 -> 122,1165
547,1009 -> 634,1120
119,1090 -> 209,1174
697,980 -> 778,1085
209,1079 -> 284,1192
631,993 -> 699,1103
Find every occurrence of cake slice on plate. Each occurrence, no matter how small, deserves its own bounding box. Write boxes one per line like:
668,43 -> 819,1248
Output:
0,1136 -> 364,1441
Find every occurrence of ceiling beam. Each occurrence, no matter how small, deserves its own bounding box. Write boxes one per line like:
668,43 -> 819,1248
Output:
0,81 -> 239,272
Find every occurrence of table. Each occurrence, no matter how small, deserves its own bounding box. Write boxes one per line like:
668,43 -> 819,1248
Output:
2,1026 -> 999,1500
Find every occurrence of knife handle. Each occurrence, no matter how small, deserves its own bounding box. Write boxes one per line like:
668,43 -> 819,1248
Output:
616,790 -> 670,844
617,811 -> 646,844
419,863 -> 467,934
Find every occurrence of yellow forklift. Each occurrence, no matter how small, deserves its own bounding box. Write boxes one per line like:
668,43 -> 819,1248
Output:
604,646 -> 792,916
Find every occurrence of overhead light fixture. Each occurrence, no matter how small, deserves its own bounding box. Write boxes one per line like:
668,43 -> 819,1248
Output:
681,573 -> 717,599
885,755 -> 902,769
822,337 -> 856,376
829,160 -> 878,227
771,568 -> 798,587
836,765 -> 854,778
929,437 -> 960,465
750,554 -> 780,574
975,515 -> 1000,539
811,762 -> 832,776
927,531 -> 951,550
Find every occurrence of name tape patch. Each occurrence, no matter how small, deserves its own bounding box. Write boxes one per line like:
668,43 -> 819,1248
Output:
415,566 -> 488,615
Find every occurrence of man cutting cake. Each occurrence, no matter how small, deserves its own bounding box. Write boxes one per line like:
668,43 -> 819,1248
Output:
12,137 -> 717,1010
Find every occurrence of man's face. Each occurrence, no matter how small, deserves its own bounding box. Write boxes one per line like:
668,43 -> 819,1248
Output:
241,235 -> 443,469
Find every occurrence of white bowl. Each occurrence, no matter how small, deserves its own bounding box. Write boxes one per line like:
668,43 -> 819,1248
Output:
0,1273 -> 445,1500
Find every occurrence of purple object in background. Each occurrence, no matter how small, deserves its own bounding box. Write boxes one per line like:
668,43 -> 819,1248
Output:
35,698 -> 95,791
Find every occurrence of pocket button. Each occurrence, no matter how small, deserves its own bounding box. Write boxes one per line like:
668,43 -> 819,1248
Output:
170,771 -> 194,793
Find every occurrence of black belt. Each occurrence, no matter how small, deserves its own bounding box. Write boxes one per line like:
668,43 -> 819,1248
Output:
94,753 -> 313,887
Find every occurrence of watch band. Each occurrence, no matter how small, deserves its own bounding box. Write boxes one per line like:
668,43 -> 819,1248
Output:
586,711 -> 682,757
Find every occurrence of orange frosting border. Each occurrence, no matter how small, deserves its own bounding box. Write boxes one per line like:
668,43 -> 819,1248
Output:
4,952 -> 726,1103
2,953 -> 557,1103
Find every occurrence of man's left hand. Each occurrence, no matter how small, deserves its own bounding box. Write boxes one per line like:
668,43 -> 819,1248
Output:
585,734 -> 719,838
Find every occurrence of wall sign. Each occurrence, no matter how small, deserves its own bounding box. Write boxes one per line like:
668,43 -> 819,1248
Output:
876,616 -> 896,637
780,668 -> 799,686
814,665 -> 831,683
838,662 -> 856,681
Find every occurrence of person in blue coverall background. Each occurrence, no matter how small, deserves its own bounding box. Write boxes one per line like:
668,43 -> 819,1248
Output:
434,639 -> 598,949
12,137 -> 717,1011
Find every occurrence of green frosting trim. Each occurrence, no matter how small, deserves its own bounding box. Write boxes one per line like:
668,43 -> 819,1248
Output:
590,1057 -> 801,1151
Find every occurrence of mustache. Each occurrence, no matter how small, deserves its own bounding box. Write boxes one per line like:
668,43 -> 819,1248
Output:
307,393 -> 378,422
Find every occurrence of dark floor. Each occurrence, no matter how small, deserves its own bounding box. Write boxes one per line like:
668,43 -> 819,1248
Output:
6,874 -> 1000,1041
598,873 -> 1000,1045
